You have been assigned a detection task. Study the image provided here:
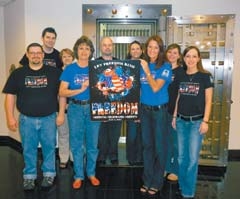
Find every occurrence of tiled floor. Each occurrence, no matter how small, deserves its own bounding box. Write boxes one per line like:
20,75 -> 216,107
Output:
0,145 -> 240,199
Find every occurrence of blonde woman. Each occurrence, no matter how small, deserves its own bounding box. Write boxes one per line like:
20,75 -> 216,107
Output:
58,48 -> 74,169
165,43 -> 184,182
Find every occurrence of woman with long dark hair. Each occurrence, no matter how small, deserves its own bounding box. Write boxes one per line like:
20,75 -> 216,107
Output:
139,35 -> 172,196
172,46 -> 213,198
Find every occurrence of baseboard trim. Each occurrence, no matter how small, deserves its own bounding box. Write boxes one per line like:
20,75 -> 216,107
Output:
228,150 -> 240,161
1,135 -> 240,161
0,135 -> 22,153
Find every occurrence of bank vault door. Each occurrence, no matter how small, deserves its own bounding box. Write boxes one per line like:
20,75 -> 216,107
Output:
97,19 -> 156,60
82,4 -> 171,59
167,15 -> 235,166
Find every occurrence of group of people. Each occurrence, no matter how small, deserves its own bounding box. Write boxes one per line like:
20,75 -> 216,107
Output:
3,26 -> 213,199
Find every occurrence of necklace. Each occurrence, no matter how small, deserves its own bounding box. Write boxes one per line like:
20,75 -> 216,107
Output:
187,71 -> 198,82
188,74 -> 194,82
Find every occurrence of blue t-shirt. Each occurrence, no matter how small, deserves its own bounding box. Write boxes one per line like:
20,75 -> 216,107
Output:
140,62 -> 172,106
60,62 -> 89,100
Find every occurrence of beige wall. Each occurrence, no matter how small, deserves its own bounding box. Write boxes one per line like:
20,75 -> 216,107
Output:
0,6 -> 8,137
1,0 -> 240,149
0,6 -> 7,136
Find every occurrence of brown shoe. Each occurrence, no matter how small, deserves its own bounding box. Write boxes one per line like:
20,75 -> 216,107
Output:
59,162 -> 67,169
89,176 -> 100,186
72,179 -> 82,189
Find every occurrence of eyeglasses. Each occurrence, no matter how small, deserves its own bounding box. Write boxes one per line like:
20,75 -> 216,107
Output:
28,52 -> 43,56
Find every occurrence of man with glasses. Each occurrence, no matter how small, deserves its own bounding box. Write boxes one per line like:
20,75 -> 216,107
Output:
3,43 -> 65,190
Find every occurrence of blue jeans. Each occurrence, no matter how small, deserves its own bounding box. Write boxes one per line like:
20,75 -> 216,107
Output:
140,106 -> 168,189
68,102 -> 100,180
176,118 -> 203,198
165,113 -> 178,175
126,121 -> 143,163
19,113 -> 57,180
97,121 -> 122,161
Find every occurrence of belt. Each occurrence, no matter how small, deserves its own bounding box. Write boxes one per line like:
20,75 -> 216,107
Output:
141,103 -> 167,111
70,99 -> 90,105
177,113 -> 203,121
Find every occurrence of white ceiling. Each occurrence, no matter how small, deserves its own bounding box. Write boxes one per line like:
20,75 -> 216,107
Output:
0,0 -> 14,7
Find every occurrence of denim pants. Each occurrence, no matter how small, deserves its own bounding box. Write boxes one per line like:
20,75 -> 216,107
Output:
19,113 -> 57,180
97,121 -> 122,161
140,106 -> 168,189
165,113 -> 179,175
176,118 -> 203,198
68,102 -> 100,180
126,121 -> 143,163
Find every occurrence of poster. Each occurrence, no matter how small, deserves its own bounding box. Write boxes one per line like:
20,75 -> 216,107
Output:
89,59 -> 140,121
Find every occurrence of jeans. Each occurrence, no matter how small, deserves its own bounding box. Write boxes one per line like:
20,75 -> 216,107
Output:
19,113 -> 57,180
140,106 -> 168,189
68,102 -> 100,180
176,118 -> 203,198
97,121 -> 122,161
126,121 -> 143,163
165,113 -> 178,175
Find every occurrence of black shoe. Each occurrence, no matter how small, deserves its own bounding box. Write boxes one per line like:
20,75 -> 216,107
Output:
135,161 -> 143,166
128,161 -> 143,166
97,160 -> 106,166
59,162 -> 68,169
175,189 -> 183,199
128,161 -> 135,166
111,159 -> 119,165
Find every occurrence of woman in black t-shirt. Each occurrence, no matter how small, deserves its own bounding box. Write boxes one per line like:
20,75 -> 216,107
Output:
172,46 -> 214,199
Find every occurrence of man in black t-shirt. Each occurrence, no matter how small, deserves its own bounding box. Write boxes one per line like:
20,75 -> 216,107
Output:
19,27 -> 62,69
3,43 -> 66,191
96,37 -> 122,166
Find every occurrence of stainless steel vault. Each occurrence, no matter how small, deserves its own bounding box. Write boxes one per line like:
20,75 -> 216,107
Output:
167,15 -> 235,167
82,4 -> 171,59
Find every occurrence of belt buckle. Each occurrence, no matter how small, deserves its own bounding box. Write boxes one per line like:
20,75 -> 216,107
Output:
143,104 -> 152,111
153,106 -> 160,111
145,105 -> 151,111
178,114 -> 202,121
81,100 -> 88,105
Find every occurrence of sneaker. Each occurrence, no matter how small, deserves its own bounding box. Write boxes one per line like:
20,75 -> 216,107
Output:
23,179 -> 35,190
41,176 -> 55,188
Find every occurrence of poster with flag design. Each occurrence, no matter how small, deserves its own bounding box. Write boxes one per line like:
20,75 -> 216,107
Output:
89,59 -> 140,121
